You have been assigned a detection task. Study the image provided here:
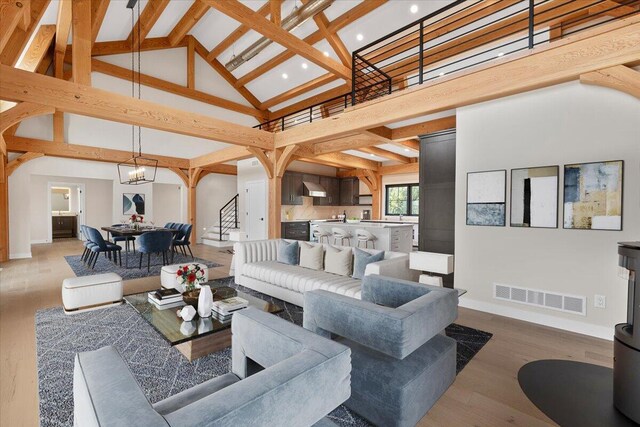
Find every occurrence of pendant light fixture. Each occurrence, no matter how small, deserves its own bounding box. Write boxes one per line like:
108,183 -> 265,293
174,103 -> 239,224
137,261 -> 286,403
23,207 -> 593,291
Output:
117,0 -> 158,185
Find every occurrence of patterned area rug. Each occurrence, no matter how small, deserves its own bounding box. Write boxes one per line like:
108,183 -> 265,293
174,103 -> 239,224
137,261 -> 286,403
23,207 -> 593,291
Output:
63,252 -> 222,280
36,277 -> 492,427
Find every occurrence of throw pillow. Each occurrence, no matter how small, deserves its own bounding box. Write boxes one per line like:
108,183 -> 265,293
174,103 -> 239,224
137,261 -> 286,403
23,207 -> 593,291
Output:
352,248 -> 385,280
277,240 -> 299,265
299,242 -> 323,270
324,245 -> 353,276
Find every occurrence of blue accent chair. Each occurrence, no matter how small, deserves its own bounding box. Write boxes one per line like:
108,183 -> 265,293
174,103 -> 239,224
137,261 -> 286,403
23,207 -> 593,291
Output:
304,275 -> 459,427
85,227 -> 122,269
73,307 -> 351,426
110,224 -> 136,253
164,222 -> 175,229
137,230 -> 173,272
80,225 -> 97,264
172,224 -> 194,260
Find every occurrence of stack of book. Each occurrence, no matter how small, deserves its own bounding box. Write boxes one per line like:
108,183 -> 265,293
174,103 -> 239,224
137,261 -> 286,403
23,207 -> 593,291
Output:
212,297 -> 248,322
148,288 -> 183,310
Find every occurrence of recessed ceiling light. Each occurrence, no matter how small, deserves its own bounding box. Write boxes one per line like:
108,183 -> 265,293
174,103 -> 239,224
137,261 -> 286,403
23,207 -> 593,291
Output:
282,73 -> 288,79
439,72 -> 445,76
323,51 -> 330,57
301,62 -> 308,69
410,4 -> 418,14
356,33 -> 364,41
497,52 -> 504,57
369,153 -> 375,157
404,148 -> 411,152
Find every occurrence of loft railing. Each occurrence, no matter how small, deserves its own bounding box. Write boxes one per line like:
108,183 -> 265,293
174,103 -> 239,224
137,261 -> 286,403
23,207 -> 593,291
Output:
256,0 -> 639,132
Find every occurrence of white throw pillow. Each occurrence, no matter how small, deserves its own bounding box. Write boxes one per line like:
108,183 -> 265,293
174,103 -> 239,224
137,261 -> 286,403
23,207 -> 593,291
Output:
324,245 -> 353,276
299,242 -> 323,270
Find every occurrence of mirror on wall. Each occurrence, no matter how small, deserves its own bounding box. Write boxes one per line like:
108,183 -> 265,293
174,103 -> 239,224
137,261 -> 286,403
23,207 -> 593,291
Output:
51,187 -> 70,212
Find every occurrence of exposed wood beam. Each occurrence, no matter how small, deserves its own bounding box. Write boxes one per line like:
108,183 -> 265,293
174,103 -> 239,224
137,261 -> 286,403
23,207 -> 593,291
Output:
190,145 -> 251,169
65,37 -> 188,61
390,116 -> 456,140
187,36 -> 196,90
91,59 -> 266,119
234,0 -> 386,88
0,153 -> 7,261
169,167 -> 189,186
128,0 -> 170,49
270,0 -> 281,26
260,73 -> 337,110
168,1 -> 210,47
71,0 -> 91,85
293,147 -> 380,170
90,0 -> 110,47
204,0 -> 351,81
313,135 -> 383,156
588,1 -> 638,18
207,2 -> 272,61
357,146 -> 413,164
275,18 -> 640,147
192,38 -> 267,120
16,24 -> 55,72
0,0 -> 50,66
53,110 -> 64,142
54,0 -> 72,77
6,152 -> 43,176
362,126 -> 393,142
276,145 -> 299,177
390,139 -> 420,152
379,162 -> 419,176
580,65 -> 640,99
0,102 -> 55,155
306,1 -> 351,67
247,147 -> 274,179
0,65 -> 274,149
0,0 -> 30,52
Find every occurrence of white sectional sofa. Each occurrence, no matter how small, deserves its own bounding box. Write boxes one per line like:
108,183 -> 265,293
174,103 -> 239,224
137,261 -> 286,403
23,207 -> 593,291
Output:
234,239 -> 418,307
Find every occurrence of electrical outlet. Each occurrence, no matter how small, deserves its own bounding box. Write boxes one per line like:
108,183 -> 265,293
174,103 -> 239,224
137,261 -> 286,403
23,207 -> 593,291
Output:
594,295 -> 606,309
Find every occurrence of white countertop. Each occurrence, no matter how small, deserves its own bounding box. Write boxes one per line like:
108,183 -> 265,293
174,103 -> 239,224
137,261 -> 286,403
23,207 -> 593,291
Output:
315,222 -> 412,229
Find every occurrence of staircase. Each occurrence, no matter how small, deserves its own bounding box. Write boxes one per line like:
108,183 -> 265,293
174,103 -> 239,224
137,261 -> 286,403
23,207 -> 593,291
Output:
201,194 -> 239,248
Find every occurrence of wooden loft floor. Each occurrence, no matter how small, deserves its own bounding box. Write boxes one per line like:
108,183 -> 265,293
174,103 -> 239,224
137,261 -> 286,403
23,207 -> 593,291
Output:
0,240 -> 614,427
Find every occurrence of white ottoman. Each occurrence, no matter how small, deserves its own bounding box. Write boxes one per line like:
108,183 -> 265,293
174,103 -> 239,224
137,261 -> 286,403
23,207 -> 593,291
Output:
161,263 -> 209,289
62,273 -> 123,314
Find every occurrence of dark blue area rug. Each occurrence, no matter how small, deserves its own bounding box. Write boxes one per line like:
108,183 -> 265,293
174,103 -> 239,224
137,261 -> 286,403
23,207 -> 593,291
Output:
36,277 -> 492,427
64,252 -> 222,280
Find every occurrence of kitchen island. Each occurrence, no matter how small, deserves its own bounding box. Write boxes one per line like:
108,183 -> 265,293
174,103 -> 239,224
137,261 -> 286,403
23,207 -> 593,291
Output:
312,221 -> 413,253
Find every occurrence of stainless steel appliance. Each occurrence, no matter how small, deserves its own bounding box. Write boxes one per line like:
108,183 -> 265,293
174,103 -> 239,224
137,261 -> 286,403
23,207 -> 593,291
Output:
614,241 -> 640,424
362,210 -> 371,220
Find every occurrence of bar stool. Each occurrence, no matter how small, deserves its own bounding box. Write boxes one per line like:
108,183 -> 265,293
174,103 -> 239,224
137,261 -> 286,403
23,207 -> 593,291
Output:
355,229 -> 376,249
314,229 -> 331,244
332,227 -> 352,246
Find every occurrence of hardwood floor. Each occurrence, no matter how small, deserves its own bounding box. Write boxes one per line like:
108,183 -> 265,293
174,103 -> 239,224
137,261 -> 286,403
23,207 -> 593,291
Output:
0,240 -> 614,426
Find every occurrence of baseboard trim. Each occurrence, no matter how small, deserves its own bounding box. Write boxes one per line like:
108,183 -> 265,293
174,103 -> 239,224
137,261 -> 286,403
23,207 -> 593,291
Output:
30,239 -> 49,244
459,297 -> 613,341
10,252 -> 32,259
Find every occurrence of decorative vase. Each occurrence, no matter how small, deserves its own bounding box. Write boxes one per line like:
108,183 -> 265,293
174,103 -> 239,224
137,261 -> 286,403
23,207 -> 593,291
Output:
197,285 -> 214,317
182,289 -> 200,306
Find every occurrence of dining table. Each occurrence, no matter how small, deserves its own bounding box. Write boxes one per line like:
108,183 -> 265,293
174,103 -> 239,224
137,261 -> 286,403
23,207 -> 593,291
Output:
101,225 -> 181,268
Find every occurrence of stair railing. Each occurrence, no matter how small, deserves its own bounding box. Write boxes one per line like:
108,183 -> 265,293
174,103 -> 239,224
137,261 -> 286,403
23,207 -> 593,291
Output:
218,194 -> 239,241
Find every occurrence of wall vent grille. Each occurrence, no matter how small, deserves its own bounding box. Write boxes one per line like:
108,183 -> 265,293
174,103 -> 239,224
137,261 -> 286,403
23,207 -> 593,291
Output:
493,283 -> 586,316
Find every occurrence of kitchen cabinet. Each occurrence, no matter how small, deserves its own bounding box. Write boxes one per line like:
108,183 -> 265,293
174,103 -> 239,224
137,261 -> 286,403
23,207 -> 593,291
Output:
314,176 -> 340,206
339,177 -> 360,206
282,172 -> 304,205
281,221 -> 310,241
52,215 -> 77,239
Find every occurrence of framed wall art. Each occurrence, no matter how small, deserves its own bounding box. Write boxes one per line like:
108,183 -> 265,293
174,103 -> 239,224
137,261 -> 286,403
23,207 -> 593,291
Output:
466,170 -> 506,226
123,193 -> 145,215
510,166 -> 559,228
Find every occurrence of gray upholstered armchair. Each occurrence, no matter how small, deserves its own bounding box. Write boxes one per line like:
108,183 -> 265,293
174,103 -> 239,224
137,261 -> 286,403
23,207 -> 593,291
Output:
303,274 -> 458,427
73,307 -> 351,426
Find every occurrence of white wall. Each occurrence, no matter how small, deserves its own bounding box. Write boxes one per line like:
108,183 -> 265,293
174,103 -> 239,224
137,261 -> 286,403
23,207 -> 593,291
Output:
456,82 -> 640,339
196,173 -> 238,241
152,183 -> 182,228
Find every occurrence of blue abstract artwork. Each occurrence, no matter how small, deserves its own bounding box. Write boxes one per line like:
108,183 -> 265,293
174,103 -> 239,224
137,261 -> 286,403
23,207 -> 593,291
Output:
123,193 -> 145,215
467,203 -> 505,226
466,170 -> 506,226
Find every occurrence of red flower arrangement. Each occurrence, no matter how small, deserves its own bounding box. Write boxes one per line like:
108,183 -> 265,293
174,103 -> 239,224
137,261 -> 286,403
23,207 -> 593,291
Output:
176,263 -> 206,291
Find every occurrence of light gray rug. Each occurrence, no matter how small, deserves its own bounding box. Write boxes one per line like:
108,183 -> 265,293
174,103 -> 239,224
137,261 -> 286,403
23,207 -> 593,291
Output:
35,277 -> 492,427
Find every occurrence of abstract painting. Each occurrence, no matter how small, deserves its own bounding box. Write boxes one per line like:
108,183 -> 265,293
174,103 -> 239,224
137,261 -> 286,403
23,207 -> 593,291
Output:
511,166 -> 559,228
123,193 -> 145,215
563,160 -> 623,230
467,170 -> 506,226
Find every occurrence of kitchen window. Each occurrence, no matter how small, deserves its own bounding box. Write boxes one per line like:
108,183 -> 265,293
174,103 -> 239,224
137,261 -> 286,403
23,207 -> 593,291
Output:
385,184 -> 419,216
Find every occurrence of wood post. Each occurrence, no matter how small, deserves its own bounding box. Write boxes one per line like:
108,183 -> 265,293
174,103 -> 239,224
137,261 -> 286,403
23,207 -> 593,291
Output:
268,150 -> 282,239
357,170 -> 382,220
0,153 -> 8,262
71,0 -> 92,86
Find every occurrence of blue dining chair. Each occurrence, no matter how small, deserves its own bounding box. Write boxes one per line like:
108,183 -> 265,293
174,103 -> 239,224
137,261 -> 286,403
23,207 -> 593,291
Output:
172,224 -> 194,260
86,227 -> 122,269
80,225 -> 97,264
137,231 -> 173,272
110,224 -> 136,253
164,222 -> 175,229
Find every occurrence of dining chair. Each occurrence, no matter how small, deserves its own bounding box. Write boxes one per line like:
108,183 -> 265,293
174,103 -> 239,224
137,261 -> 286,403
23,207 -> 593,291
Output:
86,227 -> 122,269
172,224 -> 194,260
110,224 -> 136,253
80,225 -> 97,264
137,231 -> 173,272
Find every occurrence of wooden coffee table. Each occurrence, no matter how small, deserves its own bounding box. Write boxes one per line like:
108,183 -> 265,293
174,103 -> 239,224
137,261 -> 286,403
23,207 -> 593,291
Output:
124,283 -> 282,361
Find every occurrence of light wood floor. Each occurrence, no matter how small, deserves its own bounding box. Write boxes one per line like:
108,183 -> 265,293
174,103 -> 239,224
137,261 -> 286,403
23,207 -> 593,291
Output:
0,240 -> 614,427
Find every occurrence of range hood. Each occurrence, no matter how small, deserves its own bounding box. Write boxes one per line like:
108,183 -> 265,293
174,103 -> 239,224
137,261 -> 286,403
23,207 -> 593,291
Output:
303,181 -> 327,197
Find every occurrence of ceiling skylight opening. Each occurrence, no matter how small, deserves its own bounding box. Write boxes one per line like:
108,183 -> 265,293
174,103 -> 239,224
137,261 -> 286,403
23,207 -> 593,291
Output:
410,4 -> 419,14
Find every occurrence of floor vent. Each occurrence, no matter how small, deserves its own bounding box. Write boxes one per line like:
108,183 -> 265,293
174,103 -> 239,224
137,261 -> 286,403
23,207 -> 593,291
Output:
494,284 -> 586,316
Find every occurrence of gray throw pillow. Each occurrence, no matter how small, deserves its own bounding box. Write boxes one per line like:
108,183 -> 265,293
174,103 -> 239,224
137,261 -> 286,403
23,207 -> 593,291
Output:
277,240 -> 299,265
299,242 -> 323,270
352,248 -> 385,279
324,245 -> 353,276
